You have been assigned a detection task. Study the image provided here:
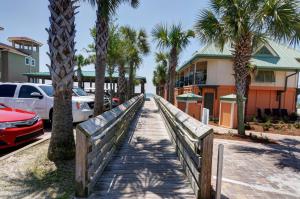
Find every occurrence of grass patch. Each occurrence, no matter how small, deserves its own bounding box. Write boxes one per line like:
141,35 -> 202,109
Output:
214,132 -> 277,144
25,154 -> 75,199
0,141 -> 75,199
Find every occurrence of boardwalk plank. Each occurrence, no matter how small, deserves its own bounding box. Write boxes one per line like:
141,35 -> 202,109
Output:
91,99 -> 195,199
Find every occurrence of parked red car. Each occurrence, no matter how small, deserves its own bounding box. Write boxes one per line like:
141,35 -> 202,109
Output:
0,103 -> 44,149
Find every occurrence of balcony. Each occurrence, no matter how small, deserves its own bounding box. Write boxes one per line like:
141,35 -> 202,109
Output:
176,70 -> 207,88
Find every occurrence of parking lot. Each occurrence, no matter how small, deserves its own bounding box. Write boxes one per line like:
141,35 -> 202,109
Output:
212,138 -> 300,199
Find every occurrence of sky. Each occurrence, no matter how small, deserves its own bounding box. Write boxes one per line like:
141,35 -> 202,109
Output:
0,0 -> 209,94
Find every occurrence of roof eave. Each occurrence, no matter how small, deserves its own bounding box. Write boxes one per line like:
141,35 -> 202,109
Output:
177,54 -> 232,72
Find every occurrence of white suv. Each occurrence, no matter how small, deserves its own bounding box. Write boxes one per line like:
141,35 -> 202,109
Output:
0,83 -> 94,123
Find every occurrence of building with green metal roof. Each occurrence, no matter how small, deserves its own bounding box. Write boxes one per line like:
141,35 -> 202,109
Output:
174,40 -> 300,120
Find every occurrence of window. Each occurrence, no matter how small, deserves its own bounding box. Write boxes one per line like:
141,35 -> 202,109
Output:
72,88 -> 88,96
39,86 -> 54,97
31,59 -> 36,66
18,85 -> 42,98
256,46 -> 273,56
255,71 -> 275,82
25,57 -> 30,65
0,85 -> 17,97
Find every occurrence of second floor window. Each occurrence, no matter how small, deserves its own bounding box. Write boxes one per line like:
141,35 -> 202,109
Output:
25,57 -> 30,65
255,71 -> 275,83
31,59 -> 36,66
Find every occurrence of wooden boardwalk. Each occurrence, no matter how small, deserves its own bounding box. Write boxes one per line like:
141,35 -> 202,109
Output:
90,99 -> 195,199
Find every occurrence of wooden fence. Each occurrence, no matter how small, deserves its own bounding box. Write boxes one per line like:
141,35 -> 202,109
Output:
154,95 -> 214,199
75,94 -> 144,197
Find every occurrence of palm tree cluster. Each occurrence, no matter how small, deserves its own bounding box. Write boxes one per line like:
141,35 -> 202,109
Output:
152,52 -> 168,96
195,0 -> 300,135
47,0 -> 143,160
86,24 -> 150,103
152,24 -> 195,104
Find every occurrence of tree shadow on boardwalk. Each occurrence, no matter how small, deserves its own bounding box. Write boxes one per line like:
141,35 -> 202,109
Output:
92,106 -> 195,199
230,138 -> 300,172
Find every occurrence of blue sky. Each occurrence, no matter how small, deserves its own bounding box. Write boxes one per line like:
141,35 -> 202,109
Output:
0,0 -> 209,93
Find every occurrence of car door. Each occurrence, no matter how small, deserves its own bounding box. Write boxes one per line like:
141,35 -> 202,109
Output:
0,84 -> 18,107
16,85 -> 46,118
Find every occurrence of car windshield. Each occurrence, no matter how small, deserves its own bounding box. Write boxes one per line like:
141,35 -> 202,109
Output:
39,85 -> 54,97
0,104 -> 6,109
73,88 -> 88,96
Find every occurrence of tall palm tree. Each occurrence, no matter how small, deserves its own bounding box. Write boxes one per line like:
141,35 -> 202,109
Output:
47,0 -> 77,160
75,54 -> 90,89
82,0 -> 139,116
107,23 -> 122,107
152,24 -> 195,104
154,52 -> 168,96
120,26 -> 150,99
195,0 -> 300,135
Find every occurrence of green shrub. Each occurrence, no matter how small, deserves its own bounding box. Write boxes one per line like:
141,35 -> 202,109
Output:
294,122 -> 300,129
262,120 -> 272,131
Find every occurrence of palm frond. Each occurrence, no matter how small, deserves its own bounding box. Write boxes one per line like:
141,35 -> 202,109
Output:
152,23 -> 170,49
257,0 -> 300,43
195,9 -> 228,50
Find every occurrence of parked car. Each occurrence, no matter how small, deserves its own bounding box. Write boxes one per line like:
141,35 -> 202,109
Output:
73,87 -> 111,111
0,103 -> 44,149
0,83 -> 94,123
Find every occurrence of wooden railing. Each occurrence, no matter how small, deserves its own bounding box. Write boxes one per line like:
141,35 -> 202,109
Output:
75,94 -> 144,197
154,95 -> 214,199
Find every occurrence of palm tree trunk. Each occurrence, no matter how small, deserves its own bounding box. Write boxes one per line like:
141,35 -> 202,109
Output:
168,48 -> 177,104
109,74 -> 113,110
128,63 -> 134,99
233,35 -> 252,135
118,65 -> 127,103
47,0 -> 76,161
77,67 -> 83,89
244,74 -> 251,121
94,8 -> 109,116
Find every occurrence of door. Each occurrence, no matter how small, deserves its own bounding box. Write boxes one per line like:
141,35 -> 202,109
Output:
204,92 -> 214,116
16,85 -> 46,118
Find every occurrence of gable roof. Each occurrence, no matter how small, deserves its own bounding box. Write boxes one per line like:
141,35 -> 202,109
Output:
8,37 -> 43,47
177,40 -> 300,72
0,42 -> 29,56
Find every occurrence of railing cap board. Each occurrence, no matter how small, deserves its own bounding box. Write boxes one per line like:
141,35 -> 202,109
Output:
155,96 -> 212,140
77,95 -> 142,138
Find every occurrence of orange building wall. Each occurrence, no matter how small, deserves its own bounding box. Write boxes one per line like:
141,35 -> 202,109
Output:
177,102 -> 186,112
175,85 -> 297,120
188,103 -> 202,120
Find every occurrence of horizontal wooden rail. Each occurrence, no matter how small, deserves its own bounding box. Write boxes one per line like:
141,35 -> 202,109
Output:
154,95 -> 213,199
75,94 -> 144,198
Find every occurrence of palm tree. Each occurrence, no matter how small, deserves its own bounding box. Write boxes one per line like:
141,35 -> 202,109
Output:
107,23 -> 122,107
195,0 -> 300,135
152,24 -> 195,104
120,26 -> 150,99
75,54 -> 90,89
153,52 -> 168,96
47,0 -> 77,160
82,0 -> 139,116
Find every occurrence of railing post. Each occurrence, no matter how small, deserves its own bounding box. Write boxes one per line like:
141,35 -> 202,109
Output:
215,144 -> 224,199
202,108 -> 209,125
199,131 -> 214,199
75,127 -> 89,197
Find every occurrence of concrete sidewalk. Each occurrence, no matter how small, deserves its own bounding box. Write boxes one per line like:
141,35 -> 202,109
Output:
212,138 -> 300,199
